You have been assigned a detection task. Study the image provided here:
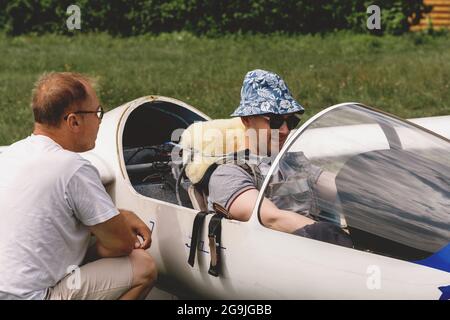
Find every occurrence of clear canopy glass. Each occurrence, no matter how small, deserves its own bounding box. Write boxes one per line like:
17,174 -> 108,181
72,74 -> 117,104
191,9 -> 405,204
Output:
260,104 -> 450,262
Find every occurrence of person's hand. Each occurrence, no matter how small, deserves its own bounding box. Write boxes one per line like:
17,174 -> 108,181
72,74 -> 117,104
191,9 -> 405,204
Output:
120,209 -> 152,250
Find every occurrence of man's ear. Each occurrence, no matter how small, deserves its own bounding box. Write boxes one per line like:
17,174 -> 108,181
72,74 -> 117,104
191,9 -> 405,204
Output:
66,115 -> 80,132
240,116 -> 251,128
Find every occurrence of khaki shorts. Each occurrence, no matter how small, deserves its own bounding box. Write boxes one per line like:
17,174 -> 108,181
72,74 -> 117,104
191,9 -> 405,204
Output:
45,256 -> 133,300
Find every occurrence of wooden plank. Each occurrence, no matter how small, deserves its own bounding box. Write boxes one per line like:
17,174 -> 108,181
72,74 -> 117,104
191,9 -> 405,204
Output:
424,0 -> 450,5
432,8 -> 450,14
412,1 -> 450,30
426,12 -> 450,19
429,20 -> 450,25
411,24 -> 450,30
418,20 -> 450,26
425,5 -> 450,11
419,17 -> 450,23
420,14 -> 450,22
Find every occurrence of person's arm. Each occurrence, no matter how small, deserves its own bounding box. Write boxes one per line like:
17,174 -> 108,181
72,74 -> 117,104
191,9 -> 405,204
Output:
120,209 -> 152,250
228,189 -> 315,233
287,152 -> 338,206
86,209 -> 152,260
314,171 -> 338,204
67,163 -> 146,258
89,213 -> 136,258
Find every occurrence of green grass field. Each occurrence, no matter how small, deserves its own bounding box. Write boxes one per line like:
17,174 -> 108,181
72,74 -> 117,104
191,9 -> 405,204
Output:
0,31 -> 449,145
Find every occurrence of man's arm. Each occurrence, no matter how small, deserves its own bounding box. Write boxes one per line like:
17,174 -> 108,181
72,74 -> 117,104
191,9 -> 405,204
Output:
208,164 -> 314,233
228,189 -> 315,233
67,164 -> 152,257
120,209 -> 152,250
89,212 -> 136,258
67,163 -> 136,257
314,171 -> 338,204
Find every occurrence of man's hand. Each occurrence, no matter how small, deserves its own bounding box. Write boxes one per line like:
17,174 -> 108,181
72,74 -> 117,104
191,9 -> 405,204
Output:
120,210 -> 152,250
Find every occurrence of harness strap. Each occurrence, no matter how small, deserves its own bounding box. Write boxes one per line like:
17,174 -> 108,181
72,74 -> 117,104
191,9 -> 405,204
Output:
192,149 -> 266,194
188,211 -> 209,267
208,212 -> 226,277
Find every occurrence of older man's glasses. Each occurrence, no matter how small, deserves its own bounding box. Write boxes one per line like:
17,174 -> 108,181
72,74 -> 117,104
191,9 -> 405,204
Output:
261,114 -> 301,130
64,105 -> 104,120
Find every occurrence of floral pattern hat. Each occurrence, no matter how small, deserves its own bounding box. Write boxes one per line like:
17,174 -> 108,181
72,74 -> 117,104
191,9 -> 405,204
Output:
231,69 -> 304,117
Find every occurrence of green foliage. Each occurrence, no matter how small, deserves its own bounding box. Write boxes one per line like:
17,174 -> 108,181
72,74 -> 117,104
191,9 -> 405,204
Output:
0,0 -> 429,36
0,2 -> 5,29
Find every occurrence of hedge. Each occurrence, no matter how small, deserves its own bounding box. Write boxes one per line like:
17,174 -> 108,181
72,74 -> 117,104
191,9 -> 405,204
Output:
0,0 -> 429,36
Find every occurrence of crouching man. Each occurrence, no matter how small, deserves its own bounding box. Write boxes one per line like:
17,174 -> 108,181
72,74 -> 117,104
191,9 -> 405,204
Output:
0,72 -> 157,300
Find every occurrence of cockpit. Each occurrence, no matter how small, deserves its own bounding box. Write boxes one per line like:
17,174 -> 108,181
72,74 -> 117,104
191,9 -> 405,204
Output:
122,99 -> 208,207
261,104 -> 450,263
120,99 -> 450,270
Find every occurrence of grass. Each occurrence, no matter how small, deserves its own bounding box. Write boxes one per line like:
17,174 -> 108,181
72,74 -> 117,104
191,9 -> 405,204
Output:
0,31 -> 449,145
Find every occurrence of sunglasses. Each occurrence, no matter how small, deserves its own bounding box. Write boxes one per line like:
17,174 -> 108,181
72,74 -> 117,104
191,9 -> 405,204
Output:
261,114 -> 301,130
64,105 -> 104,120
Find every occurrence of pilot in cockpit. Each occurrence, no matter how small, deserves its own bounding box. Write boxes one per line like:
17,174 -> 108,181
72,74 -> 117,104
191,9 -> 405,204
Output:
182,69 -> 352,247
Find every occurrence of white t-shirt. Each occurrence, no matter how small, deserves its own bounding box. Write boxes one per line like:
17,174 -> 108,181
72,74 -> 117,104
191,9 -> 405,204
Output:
0,135 -> 119,300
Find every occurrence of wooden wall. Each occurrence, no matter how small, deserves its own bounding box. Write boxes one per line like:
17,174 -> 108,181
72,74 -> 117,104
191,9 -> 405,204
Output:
411,0 -> 450,31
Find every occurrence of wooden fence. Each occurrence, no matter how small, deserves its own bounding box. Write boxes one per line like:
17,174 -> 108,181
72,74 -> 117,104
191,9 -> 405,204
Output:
411,0 -> 450,31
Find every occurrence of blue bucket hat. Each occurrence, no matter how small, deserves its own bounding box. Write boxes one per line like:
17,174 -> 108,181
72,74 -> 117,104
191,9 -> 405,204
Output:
231,69 -> 304,117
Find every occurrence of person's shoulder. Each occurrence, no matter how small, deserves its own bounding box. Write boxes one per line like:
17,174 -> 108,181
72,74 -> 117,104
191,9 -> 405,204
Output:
52,148 -> 91,170
26,135 -> 86,165
0,136 -> 32,154
43,151 -> 95,188
37,140 -> 92,178
208,162 -> 257,206
213,163 -> 251,176
209,163 -> 254,187
71,159 -> 100,178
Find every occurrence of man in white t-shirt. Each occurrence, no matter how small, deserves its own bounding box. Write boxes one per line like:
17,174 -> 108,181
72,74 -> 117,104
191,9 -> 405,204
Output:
0,72 -> 157,300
